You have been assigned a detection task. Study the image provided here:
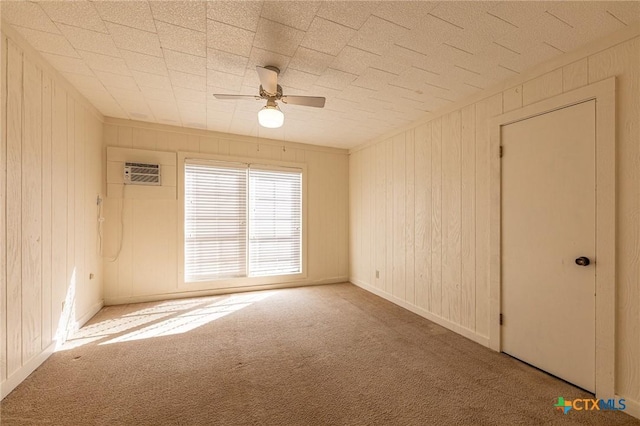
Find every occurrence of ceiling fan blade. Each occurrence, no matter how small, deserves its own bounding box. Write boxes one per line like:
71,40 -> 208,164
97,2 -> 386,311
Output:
212,94 -> 261,101
280,96 -> 326,108
256,66 -> 278,95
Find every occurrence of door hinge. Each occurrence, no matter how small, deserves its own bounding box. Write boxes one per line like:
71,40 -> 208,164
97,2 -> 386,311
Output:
499,146 -> 504,158
499,313 -> 503,325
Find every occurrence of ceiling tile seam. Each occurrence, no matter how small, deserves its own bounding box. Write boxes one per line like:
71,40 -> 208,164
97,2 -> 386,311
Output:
435,96 -> 454,103
85,62 -> 132,79
322,15 -> 382,74
388,81 -> 420,91
207,49 -> 249,67
286,67 -> 323,81
544,10 -> 574,29
103,19 -> 159,35
43,41 -> 120,101
121,13 -> 160,125
51,19 -> 109,37
309,16 -> 359,33
89,67 -> 140,82
605,10 -> 627,26
485,12 -> 519,29
464,82 -> 484,90
162,46 -> 207,60
246,46 -> 289,61
150,14 -> 182,128
343,44 -> 383,57
153,18 -> 207,35
77,50 -> 124,66
7,21 -> 60,40
257,16 -> 306,33
393,43 -> 430,58
166,63 -> 208,77
426,12 -> 465,31
87,73 -> 133,121
350,82 -> 379,91
24,45 -> 81,62
62,68 -> 103,84
236,2 -> 264,115
369,13 -> 412,31
368,66 -> 400,76
277,16 -> 335,81
127,68 -> 170,79
399,96 -> 423,105
314,14 -> 365,32
498,64 -> 520,74
7,25 -> 80,59
442,42 -> 474,56
424,81 -> 450,91
206,17 -> 259,35
118,47 -> 167,63
285,66 -> 322,77
315,83 -> 346,91
493,41 -> 521,55
32,2 -> 109,38
411,65 -> 441,76
325,67 -> 359,78
454,64 -> 481,75
291,44 -> 335,60
542,41 -> 565,53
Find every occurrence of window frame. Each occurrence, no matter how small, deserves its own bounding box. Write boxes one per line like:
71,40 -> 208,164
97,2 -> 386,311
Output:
177,152 -> 307,291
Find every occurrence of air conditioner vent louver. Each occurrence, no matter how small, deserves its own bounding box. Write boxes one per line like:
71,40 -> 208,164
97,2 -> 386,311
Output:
124,162 -> 161,186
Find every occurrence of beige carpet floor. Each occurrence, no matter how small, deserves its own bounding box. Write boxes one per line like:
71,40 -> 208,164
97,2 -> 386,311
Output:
1,283 -> 638,425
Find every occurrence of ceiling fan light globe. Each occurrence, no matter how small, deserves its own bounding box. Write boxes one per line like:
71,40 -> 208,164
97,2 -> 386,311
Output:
258,105 -> 284,128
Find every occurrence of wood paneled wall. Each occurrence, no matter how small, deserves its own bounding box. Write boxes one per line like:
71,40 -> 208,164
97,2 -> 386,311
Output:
1,31 -> 104,398
102,118 -> 349,305
350,35 -> 640,407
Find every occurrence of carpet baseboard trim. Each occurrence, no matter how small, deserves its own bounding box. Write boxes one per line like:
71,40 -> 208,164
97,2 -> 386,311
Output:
619,395 -> 640,420
76,300 -> 104,331
351,279 -> 640,421
0,300 -> 103,401
104,277 -> 349,306
1,342 -> 56,400
350,279 -> 490,347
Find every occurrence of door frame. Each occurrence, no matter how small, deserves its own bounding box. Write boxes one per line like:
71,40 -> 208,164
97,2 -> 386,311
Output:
488,77 -> 616,398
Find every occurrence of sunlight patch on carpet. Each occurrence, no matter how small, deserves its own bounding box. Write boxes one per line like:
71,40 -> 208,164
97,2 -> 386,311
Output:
100,292 -> 273,344
55,292 -> 273,351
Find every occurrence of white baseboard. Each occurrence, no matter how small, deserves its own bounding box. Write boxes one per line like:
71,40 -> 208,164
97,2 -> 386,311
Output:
350,278 -> 490,347
619,395 -> 640,420
351,280 -> 640,421
1,342 -> 56,400
0,300 -> 104,401
104,277 -> 349,306
76,300 -> 104,329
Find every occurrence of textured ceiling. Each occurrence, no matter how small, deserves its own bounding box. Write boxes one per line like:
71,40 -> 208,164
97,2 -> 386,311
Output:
2,1 -> 639,149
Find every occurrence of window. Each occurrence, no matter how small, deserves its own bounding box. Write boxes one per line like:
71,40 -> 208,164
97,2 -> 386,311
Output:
184,160 -> 302,283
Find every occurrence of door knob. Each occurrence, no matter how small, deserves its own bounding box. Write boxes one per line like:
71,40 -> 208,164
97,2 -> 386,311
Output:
575,257 -> 591,266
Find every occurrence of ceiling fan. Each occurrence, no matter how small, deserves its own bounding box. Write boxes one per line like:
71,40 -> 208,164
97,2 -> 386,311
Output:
212,66 -> 326,129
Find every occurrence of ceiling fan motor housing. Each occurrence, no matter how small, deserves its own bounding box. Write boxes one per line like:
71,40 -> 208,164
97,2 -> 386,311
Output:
260,84 -> 283,99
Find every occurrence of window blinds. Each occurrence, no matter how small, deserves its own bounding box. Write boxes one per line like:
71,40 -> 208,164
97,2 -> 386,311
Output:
185,162 -> 247,281
184,160 -> 302,283
248,168 -> 302,277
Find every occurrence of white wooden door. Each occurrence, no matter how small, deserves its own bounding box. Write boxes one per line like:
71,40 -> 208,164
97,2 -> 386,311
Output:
501,100 -> 596,392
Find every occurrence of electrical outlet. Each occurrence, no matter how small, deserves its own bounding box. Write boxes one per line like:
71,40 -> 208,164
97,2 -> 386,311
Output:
376,270 -> 380,279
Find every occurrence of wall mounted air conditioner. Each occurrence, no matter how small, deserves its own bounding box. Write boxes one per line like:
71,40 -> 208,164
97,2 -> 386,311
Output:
124,162 -> 161,186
